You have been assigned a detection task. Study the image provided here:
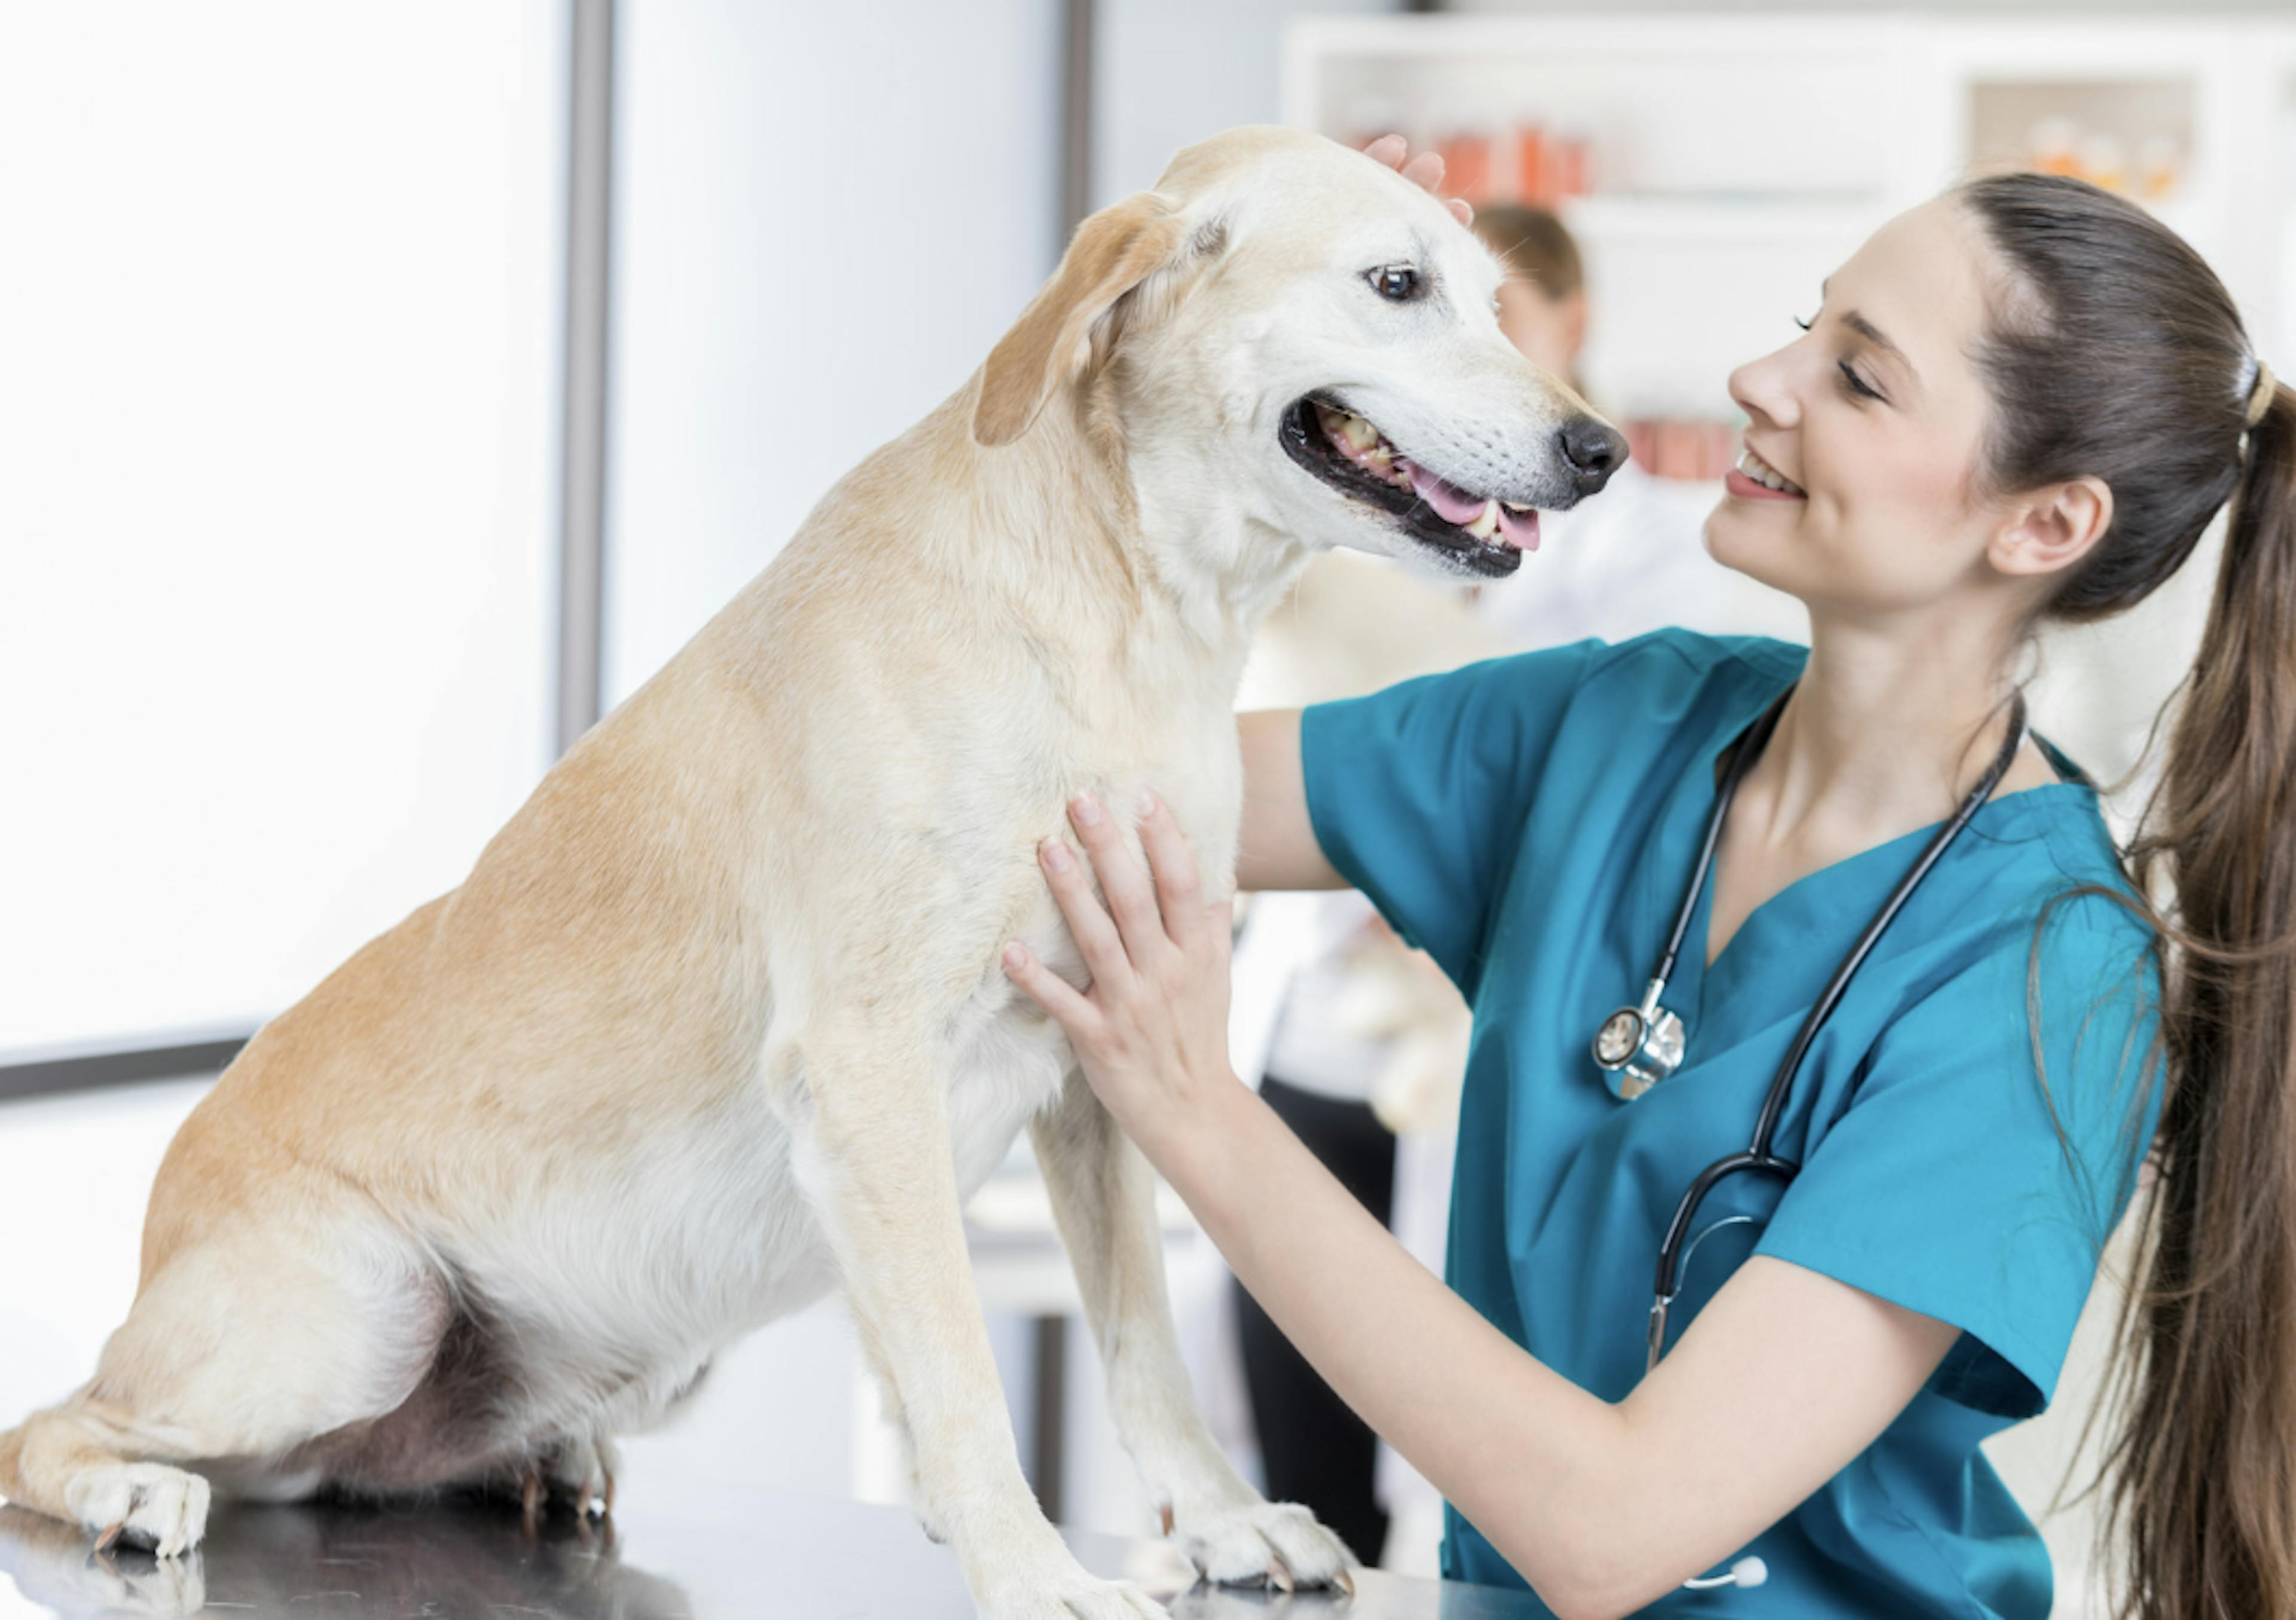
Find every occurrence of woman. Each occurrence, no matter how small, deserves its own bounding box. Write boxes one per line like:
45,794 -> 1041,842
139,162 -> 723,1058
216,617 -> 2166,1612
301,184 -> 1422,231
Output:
1003,142 -> 2294,1620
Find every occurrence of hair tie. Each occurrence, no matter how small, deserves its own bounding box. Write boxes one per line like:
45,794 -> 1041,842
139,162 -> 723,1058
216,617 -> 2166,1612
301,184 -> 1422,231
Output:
2245,357 -> 2276,428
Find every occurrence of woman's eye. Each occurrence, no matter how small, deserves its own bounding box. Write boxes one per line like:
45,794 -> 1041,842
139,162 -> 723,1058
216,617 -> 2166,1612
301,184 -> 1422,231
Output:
1837,359 -> 1883,402
1368,264 -> 1422,302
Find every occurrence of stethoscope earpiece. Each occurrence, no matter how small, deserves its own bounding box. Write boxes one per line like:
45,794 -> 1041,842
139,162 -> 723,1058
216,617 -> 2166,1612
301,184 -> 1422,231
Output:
1683,1556 -> 1769,1590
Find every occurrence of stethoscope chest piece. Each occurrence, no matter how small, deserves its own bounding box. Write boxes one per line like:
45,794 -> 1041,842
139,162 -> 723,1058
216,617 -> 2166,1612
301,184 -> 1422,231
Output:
1592,978 -> 1686,1098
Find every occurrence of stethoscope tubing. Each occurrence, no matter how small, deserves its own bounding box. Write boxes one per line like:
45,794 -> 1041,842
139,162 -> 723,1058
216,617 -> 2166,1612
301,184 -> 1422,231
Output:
1644,686 -> 2031,1371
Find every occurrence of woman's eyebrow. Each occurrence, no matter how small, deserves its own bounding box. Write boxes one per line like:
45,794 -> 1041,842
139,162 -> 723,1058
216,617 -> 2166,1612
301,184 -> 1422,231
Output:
1816,280 -> 1916,379
1842,311 -> 1913,376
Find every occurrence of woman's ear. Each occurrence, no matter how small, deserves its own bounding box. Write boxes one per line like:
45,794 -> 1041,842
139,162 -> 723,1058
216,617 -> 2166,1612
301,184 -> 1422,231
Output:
1991,475 -> 2114,583
972,192 -> 1192,448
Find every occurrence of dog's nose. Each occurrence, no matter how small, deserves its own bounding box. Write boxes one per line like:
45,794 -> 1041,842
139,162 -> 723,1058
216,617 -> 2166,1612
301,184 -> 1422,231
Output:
1557,416 -> 1627,495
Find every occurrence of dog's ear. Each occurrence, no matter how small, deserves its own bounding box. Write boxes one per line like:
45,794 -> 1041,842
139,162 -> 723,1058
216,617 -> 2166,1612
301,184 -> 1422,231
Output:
972,192 -> 1193,448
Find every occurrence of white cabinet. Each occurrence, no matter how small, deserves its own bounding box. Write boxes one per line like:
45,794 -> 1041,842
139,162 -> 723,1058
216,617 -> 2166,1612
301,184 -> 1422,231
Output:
1284,13 -> 2296,417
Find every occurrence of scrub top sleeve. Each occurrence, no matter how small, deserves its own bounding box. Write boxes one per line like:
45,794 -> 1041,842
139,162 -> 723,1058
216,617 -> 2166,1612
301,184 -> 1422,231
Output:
1751,901 -> 2165,1419
1297,640 -> 1602,1000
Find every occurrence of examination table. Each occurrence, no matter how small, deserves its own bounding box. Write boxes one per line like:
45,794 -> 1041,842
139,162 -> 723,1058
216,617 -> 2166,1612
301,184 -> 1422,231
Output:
0,1486 -> 1552,1618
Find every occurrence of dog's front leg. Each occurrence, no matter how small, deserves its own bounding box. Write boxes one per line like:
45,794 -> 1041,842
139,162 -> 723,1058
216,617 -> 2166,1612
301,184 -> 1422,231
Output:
780,1030 -> 1164,1620
1029,1072 -> 1357,1592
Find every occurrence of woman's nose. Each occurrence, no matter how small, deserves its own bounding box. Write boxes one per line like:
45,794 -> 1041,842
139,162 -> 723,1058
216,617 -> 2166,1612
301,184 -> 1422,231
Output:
1728,349 -> 1800,432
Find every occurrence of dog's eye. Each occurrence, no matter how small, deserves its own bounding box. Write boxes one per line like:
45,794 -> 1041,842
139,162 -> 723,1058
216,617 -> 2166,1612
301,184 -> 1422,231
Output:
1367,264 -> 1422,302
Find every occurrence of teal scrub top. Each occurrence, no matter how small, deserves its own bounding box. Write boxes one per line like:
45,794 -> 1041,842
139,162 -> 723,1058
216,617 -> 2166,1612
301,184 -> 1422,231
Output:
1299,628 -> 2164,1619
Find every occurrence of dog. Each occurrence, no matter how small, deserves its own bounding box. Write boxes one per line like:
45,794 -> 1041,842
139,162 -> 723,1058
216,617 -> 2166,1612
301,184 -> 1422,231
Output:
0,125 -> 1620,1619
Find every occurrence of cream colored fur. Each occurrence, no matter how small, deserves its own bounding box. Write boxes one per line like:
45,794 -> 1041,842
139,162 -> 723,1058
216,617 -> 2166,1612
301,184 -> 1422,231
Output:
0,126 -> 1605,1619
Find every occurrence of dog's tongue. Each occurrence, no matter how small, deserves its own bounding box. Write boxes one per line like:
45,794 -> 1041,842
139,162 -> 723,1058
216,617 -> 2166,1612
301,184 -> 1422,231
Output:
1403,459 -> 1486,526
1401,459 -> 1541,551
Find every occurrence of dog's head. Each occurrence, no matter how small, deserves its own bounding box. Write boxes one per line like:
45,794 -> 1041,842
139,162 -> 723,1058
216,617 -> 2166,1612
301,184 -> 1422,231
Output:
970,126 -> 1625,582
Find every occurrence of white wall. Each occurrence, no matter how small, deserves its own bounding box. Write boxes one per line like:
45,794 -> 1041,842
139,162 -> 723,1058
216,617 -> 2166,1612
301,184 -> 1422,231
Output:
603,0 -> 1062,704
0,2 -> 564,1060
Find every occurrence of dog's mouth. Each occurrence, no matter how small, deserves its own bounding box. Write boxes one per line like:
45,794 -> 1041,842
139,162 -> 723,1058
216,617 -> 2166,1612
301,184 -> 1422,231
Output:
1278,393 -> 1540,578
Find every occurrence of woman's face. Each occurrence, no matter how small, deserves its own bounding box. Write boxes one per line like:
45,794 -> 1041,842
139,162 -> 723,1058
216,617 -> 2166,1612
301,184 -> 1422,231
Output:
1705,197 -> 2022,619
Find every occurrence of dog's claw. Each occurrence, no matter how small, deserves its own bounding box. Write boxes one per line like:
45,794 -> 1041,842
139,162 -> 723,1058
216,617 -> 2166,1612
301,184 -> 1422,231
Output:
602,1468 -> 616,1517
91,1521 -> 125,1554
520,1465 -> 543,1529
1269,1554 -> 1295,1594
1336,1566 -> 1356,1597
1159,1503 -> 1174,1537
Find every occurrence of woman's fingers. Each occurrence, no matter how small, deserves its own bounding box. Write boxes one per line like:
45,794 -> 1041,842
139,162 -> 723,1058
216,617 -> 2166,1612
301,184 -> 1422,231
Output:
1038,833 -> 1129,985
1069,794 -> 1169,962
1361,134 -> 1474,225
1400,148 -> 1446,193
1003,940 -> 1095,1029
1362,132 -> 1408,170
1135,792 -> 1203,947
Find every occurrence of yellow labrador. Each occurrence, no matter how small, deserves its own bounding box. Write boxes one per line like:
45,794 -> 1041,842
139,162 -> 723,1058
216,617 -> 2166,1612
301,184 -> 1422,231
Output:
0,126 -> 1619,1618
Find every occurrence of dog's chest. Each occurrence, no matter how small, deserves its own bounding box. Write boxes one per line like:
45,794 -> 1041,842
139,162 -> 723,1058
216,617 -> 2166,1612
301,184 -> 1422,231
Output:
940,711 -> 1246,1201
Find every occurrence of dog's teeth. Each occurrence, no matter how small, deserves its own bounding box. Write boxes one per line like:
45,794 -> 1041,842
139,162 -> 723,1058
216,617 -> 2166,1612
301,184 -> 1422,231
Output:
1502,500 -> 1533,513
1338,412 -> 1378,452
1465,498 -> 1501,540
1365,447 -> 1393,476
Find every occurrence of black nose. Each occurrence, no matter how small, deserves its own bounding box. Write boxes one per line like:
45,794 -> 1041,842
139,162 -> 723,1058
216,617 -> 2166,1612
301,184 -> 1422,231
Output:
1557,416 -> 1627,494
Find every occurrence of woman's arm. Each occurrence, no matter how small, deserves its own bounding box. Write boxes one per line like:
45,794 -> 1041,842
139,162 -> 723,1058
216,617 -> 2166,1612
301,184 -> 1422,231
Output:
1235,708 -> 1347,891
1004,796 -> 1961,1620
1162,1084 -> 1958,1620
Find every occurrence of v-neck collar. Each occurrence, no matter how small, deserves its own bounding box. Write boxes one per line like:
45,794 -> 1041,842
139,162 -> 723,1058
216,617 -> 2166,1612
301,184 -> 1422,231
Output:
1641,662 -> 2096,1056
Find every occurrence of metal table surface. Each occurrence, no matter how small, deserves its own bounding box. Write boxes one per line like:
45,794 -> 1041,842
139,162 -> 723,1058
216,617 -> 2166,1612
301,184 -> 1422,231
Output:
0,1487 -> 1553,1619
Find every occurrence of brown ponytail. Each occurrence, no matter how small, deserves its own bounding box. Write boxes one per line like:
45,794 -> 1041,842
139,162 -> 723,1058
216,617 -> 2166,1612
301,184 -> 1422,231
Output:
1959,170 -> 2296,1620
2105,375 -> 2296,1620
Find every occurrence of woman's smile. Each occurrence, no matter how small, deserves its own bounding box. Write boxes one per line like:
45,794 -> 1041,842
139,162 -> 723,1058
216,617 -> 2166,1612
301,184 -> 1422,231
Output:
1726,441 -> 1807,502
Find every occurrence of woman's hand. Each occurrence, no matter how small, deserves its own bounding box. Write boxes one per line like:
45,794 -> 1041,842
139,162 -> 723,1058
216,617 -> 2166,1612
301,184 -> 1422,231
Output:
1362,133 -> 1475,226
1002,791 -> 1238,1154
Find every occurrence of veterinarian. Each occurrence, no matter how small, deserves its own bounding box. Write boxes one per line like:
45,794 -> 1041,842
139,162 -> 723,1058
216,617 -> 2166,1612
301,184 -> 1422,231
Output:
1005,145 -> 2295,1620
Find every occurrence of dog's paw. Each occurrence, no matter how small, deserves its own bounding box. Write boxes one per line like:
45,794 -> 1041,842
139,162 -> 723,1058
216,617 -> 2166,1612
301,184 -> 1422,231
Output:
62,1462 -> 211,1559
543,1433 -> 619,1518
1167,1497 -> 1355,1592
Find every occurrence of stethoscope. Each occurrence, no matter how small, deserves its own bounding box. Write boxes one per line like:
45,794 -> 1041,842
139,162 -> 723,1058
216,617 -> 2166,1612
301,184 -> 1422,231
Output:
1590,681 -> 2029,1596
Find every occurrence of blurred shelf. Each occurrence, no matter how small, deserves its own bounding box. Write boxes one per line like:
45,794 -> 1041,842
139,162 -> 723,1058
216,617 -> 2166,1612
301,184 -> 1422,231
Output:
1556,195 -> 1885,242
1285,11 -> 2296,393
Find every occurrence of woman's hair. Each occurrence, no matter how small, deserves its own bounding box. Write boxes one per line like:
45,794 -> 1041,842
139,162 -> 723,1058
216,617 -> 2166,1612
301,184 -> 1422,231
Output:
1960,170 -> 2296,1620
1470,203 -> 1584,301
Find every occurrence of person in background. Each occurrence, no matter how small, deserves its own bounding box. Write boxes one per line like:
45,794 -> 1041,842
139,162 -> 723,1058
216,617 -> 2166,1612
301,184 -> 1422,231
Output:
1222,201 -> 1806,1576
1477,203 -> 1589,392
1468,204 -> 1808,650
